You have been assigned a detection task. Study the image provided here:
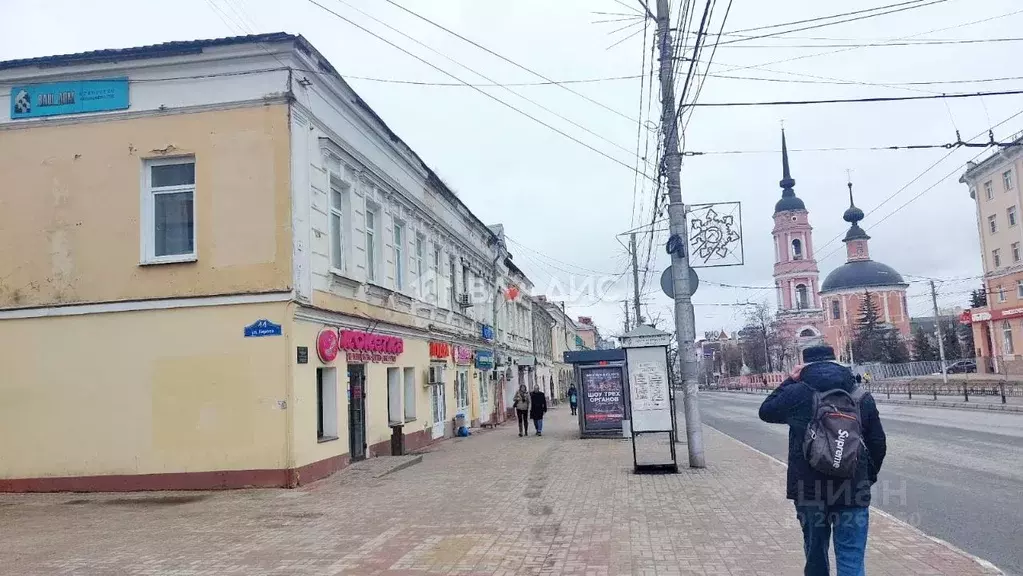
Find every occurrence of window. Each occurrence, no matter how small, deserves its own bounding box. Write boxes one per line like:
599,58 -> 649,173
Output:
792,238 -> 803,260
1003,320 -> 1014,354
316,368 -> 338,441
403,367 -> 416,421
479,374 -> 489,404
985,181 -> 994,200
143,158 -> 196,263
461,264 -> 469,298
993,249 -> 1001,268
988,214 -> 998,234
795,284 -> 809,309
414,235 -> 424,295
456,370 -> 469,411
1004,170 -> 1014,191
329,176 -> 346,271
831,299 -> 841,320
393,223 -> 404,291
799,328 -> 816,338
430,243 -> 441,302
1014,242 -> 1021,263
1017,279 -> 1023,298
449,256 -> 458,309
387,367 -> 402,426
1010,206 -> 1018,227
365,209 -> 377,281
999,285 -> 1006,303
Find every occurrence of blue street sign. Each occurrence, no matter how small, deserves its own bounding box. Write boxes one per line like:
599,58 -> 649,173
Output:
244,319 -> 282,338
481,324 -> 495,341
475,349 -> 495,370
10,78 -> 129,120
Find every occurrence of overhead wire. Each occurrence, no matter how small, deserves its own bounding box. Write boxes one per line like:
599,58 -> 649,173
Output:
303,0 -> 656,180
711,0 -> 930,36
685,88 -> 1023,108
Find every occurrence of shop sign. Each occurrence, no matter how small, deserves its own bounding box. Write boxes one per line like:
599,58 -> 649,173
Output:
317,328 -> 340,363
481,324 -> 495,341
429,341 -> 451,360
475,349 -> 495,370
243,319 -> 282,337
972,307 -> 1023,322
960,310 -> 974,324
340,329 -> 404,363
10,78 -> 129,120
452,345 -> 473,365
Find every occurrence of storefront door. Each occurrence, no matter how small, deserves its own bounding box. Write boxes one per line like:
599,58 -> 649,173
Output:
478,375 -> 491,424
456,370 -> 470,420
430,383 -> 446,439
348,365 -> 366,461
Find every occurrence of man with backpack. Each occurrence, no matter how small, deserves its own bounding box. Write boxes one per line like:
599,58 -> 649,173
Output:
759,345 -> 887,576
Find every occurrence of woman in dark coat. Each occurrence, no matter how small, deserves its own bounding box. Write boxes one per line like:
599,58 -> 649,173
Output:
529,384 -> 548,436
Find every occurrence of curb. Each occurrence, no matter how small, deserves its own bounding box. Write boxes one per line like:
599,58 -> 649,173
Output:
703,424 -> 1005,575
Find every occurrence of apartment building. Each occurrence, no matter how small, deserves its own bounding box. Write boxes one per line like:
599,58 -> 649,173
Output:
0,34 -> 522,491
960,138 -> 1023,373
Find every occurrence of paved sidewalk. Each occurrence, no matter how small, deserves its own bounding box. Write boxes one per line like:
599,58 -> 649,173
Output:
0,409 -> 1000,575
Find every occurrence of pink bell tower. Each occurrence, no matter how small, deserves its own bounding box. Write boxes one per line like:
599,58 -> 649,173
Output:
771,130 -> 825,366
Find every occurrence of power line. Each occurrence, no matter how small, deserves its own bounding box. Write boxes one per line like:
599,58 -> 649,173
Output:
303,0 -> 656,180
700,72 -> 1023,88
380,0 -> 644,126
685,88 -> 1023,108
336,73 -> 644,86
631,18 -> 653,228
714,0 -> 930,36
690,37 -> 1023,49
683,138 -> 1023,156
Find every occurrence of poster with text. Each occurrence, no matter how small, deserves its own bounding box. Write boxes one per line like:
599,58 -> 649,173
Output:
581,366 -> 625,430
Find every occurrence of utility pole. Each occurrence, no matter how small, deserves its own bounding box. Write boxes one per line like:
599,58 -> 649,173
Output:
931,280 -> 949,385
623,300 -> 632,334
630,232 -> 644,327
656,0 -> 704,468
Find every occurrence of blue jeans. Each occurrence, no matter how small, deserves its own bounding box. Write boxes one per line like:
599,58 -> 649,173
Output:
794,504 -> 869,576
533,418 -> 543,433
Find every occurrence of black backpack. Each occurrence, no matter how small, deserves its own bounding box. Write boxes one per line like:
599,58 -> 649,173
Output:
802,385 -> 868,478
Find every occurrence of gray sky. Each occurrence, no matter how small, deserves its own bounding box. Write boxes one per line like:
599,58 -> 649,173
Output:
4,0 -> 1020,338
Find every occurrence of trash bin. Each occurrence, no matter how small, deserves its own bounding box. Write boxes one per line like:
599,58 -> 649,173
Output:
390,424 -> 404,456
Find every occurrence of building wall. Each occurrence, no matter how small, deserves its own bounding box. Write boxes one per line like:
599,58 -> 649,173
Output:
821,287 -> 910,359
0,301 -> 291,490
0,105 -> 293,309
968,155 -> 1023,274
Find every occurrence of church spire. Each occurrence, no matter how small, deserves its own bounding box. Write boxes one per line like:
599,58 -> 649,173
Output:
774,129 -> 805,213
842,179 -> 870,243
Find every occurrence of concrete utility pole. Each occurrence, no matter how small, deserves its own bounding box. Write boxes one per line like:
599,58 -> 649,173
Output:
655,0 -> 704,467
931,280 -> 949,385
630,232 -> 644,327
623,300 -> 632,334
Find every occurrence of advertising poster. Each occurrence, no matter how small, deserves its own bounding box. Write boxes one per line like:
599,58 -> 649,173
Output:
581,366 -> 625,430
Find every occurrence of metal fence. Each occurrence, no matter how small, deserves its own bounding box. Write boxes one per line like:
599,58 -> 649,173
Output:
862,379 -> 1023,402
857,360 -> 948,380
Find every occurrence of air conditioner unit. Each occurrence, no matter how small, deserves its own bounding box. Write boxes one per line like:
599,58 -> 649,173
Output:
456,293 -> 472,308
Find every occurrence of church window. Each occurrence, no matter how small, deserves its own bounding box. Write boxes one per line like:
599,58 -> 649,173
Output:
795,284 -> 809,309
831,299 -> 841,320
792,238 -> 803,260
799,328 -> 815,337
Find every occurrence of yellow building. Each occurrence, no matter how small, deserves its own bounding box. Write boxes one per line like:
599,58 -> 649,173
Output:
0,34 -> 510,491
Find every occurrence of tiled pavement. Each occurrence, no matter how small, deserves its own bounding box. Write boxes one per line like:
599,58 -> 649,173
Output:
0,409 -> 1000,575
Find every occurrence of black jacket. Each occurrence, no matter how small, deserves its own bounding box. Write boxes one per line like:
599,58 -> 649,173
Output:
758,362 -> 887,507
529,390 -> 547,419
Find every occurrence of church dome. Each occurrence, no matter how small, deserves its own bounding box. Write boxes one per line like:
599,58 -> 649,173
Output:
775,195 -> 806,213
820,259 -> 907,293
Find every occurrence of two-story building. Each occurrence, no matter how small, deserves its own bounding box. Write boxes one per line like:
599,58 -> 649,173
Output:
0,34 -> 516,491
538,296 -> 577,401
960,136 -> 1023,373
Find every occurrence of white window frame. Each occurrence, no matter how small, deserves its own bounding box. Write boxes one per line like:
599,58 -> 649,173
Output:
141,157 -> 197,265
1010,206 -> 1018,227
993,249 -> 1001,268
329,174 -> 347,274
1014,242 -> 1021,263
414,234 -> 425,296
985,181 -> 994,200
831,299 -> 841,320
316,367 -> 339,441
393,221 -> 405,291
1003,320 -> 1014,354
1004,170 -> 1014,191
365,207 -> 378,282
1017,279 -> 1023,299
430,243 -> 441,303
999,285 -> 1006,303
988,214 -> 998,234
403,367 -> 417,422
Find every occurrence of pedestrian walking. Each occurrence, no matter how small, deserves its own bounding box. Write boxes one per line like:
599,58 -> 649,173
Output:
513,384 -> 530,437
529,384 -> 548,436
758,345 -> 887,576
567,383 -> 579,415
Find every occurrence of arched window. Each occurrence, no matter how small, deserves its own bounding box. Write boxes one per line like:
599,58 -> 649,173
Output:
792,238 -> 803,260
799,328 -> 816,338
1003,320 -> 1014,354
796,284 -> 809,309
831,299 -> 841,320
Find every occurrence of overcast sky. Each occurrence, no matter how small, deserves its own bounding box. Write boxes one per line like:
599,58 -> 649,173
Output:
3,0 -> 1020,338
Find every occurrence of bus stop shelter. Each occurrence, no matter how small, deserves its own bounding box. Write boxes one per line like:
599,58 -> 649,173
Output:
563,348 -> 627,438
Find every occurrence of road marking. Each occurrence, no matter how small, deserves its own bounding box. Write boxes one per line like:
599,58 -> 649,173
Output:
703,422 -> 1005,575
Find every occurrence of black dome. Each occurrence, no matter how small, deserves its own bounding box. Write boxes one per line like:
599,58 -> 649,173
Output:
775,195 -> 806,213
821,259 -> 907,293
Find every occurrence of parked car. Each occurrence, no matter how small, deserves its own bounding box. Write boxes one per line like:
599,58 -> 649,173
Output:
933,360 -> 977,375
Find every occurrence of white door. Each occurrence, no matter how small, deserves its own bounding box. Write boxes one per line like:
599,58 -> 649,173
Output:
456,370 -> 470,421
431,383 -> 446,439
478,374 -> 491,424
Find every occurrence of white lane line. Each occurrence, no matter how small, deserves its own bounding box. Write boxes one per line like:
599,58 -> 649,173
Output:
702,422 -> 1005,575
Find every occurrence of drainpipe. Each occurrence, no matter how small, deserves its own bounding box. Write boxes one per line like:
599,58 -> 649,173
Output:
491,242 -> 505,417
284,300 -> 297,487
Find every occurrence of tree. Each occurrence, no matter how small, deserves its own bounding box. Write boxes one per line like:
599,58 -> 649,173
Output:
740,301 -> 779,373
852,290 -> 886,362
881,328 -> 910,364
912,326 -> 938,361
970,287 -> 988,308
720,343 -> 743,376
939,317 -> 964,360
959,322 -> 976,358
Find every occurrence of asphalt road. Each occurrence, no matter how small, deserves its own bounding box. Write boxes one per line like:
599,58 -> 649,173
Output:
697,392 -> 1023,576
